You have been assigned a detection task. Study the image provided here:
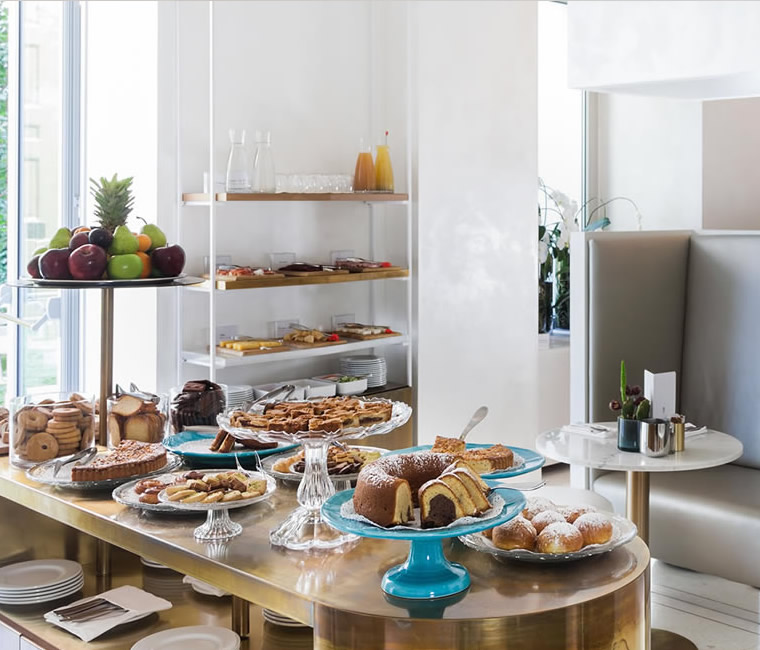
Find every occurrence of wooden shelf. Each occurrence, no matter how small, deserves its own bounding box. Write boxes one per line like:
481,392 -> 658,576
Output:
182,191 -> 408,204
188,268 -> 409,291
183,334 -> 409,368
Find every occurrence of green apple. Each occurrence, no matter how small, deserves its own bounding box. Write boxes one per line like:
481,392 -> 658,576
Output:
108,225 -> 139,255
49,227 -> 71,249
140,223 -> 166,250
107,253 -> 143,280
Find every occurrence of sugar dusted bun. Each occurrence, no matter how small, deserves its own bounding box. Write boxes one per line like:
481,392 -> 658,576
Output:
531,509 -> 566,534
560,504 -> 596,524
536,522 -> 583,554
521,497 -> 557,521
491,516 -> 537,551
573,512 -> 613,546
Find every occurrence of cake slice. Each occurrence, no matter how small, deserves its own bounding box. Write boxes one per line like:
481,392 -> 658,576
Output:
419,479 -> 464,528
431,435 -> 466,455
438,473 -> 478,516
446,459 -> 491,493
449,468 -> 491,513
460,444 -> 514,473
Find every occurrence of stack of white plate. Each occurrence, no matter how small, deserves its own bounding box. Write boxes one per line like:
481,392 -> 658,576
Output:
222,384 -> 253,411
132,626 -> 240,650
0,559 -> 83,605
262,608 -> 309,628
339,355 -> 387,388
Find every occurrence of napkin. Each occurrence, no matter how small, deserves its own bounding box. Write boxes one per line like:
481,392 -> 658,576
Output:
685,424 -> 708,437
44,585 -> 172,642
182,575 -> 229,597
561,423 -> 616,439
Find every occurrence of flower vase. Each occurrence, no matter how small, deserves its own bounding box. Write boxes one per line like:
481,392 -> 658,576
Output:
538,280 -> 553,334
617,417 -> 640,452
553,254 -> 570,331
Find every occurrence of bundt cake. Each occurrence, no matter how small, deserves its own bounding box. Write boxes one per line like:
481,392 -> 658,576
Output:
353,452 -> 492,528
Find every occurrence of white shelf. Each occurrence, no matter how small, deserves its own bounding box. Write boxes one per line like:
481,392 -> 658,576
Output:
182,335 -> 410,369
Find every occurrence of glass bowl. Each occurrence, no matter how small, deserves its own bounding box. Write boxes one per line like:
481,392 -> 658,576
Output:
107,391 -> 168,449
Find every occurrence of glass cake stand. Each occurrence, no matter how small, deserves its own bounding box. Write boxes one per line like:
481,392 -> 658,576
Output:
321,487 -> 525,599
217,398 -> 412,551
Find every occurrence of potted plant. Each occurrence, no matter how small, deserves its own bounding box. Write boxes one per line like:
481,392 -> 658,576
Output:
609,360 -> 650,451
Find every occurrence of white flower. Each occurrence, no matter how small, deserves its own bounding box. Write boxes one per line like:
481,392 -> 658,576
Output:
557,222 -> 570,249
538,240 -> 549,265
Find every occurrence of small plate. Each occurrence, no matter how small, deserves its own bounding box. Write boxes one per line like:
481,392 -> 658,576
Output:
113,472 -> 208,514
382,443 -> 545,480
261,445 -> 388,483
26,453 -> 183,490
131,625 -> 240,650
0,560 -> 82,591
459,514 -> 637,563
157,469 -> 276,512
162,430 -> 298,467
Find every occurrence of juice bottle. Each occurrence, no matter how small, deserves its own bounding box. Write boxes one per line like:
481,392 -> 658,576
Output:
375,131 -> 394,192
353,140 -> 375,192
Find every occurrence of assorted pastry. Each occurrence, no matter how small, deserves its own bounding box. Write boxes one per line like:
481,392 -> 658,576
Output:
218,338 -> 283,351
108,393 -> 166,446
483,497 -> 613,554
334,257 -> 394,272
229,397 -> 393,434
277,263 -> 342,273
208,429 -> 278,454
271,445 -> 382,476
71,440 -> 167,482
353,452 -> 493,529
0,407 -> 9,447
170,380 -> 225,432
283,329 -> 341,345
333,323 -> 396,338
162,470 -> 268,504
430,436 -> 515,474
216,265 -> 281,279
13,395 -> 95,463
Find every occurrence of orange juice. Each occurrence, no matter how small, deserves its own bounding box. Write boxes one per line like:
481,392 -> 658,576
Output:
354,152 -> 376,192
375,144 -> 394,192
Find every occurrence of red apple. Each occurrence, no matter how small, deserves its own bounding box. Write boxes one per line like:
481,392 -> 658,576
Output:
68,244 -> 108,280
39,248 -> 72,280
150,244 -> 185,277
88,228 -> 113,249
27,255 -> 42,279
69,232 -> 90,250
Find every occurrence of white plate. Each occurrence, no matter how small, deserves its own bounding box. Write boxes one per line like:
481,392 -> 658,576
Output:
0,578 -> 84,605
0,574 -> 83,596
261,609 -> 308,628
157,470 -> 276,512
459,514 -> 637,563
0,560 -> 82,591
140,558 -> 171,570
131,626 -> 240,650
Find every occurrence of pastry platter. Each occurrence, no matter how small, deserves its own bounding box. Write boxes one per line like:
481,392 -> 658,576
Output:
112,472 -> 199,514
459,514 -> 637,563
26,451 -> 183,490
383,443 -> 545,480
321,487 -> 525,599
261,445 -> 388,483
163,430 -> 298,467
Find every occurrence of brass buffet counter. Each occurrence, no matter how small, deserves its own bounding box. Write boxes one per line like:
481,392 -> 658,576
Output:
0,457 -> 650,649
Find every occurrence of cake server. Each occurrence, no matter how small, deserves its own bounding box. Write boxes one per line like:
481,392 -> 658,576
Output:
458,406 -> 489,441
247,384 -> 296,412
52,447 -> 98,477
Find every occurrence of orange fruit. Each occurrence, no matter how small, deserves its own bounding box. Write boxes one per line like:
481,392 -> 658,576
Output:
136,233 -> 152,252
73,226 -> 91,234
136,251 -> 151,278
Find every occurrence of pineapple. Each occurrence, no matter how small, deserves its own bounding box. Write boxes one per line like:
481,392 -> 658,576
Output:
90,174 -> 135,232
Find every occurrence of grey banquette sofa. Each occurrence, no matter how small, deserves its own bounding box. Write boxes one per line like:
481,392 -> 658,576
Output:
569,231 -> 760,587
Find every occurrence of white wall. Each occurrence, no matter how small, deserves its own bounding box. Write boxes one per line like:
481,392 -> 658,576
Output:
593,93 -> 702,231
703,98 -> 760,230
413,1 -> 538,446
568,1 -> 760,99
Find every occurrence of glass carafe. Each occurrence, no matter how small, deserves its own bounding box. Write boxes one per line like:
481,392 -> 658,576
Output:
225,129 -> 251,193
353,139 -> 375,192
252,130 -> 276,193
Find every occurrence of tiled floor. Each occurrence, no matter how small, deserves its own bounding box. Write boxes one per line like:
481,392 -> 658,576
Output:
542,464 -> 760,650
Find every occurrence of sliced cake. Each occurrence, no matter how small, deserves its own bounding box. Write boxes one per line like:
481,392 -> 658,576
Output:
438,473 -> 478,516
419,479 -> 465,528
449,468 -> 491,513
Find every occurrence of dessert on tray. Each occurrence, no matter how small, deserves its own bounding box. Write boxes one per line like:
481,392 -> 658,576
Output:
209,429 -> 278,454
333,323 -> 397,339
228,397 -> 392,434
272,445 -> 382,475
353,452 -> 492,528
277,263 -> 348,275
334,257 -> 394,272
215,265 -> 282,279
71,440 -> 167,482
283,329 -> 341,345
219,338 -> 283,351
170,380 -> 225,431
162,470 -> 267,504
431,435 -> 514,474
108,392 -> 166,446
484,497 -> 613,554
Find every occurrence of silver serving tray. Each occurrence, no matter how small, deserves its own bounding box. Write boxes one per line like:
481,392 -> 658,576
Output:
26,452 -> 183,490
459,513 -> 637,563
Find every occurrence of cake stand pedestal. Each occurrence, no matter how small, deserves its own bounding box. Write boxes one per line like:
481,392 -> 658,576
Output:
194,508 -> 243,541
321,487 -> 527,600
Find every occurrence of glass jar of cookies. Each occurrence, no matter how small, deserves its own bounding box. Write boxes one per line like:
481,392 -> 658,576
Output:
10,393 -> 96,468
107,390 -> 168,449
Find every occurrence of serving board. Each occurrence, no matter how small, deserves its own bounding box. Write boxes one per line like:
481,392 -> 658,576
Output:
216,344 -> 289,357
203,272 -> 285,281
333,330 -> 402,341
278,269 -> 350,277
343,265 -> 404,274
284,338 -> 348,349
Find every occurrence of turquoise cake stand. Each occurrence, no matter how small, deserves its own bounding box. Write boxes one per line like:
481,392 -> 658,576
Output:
321,486 -> 526,600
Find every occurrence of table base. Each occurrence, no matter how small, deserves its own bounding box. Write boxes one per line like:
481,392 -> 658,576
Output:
652,628 -> 698,649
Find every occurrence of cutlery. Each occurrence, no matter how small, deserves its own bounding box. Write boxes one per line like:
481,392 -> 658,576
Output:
53,447 -> 98,477
62,604 -> 127,623
247,384 -> 295,413
489,480 -> 545,492
458,406 -> 489,441
54,598 -> 127,621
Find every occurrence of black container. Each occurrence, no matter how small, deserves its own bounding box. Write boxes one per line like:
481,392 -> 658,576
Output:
617,417 -> 640,452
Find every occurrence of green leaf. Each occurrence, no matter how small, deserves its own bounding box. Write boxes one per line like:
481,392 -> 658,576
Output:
620,360 -> 627,404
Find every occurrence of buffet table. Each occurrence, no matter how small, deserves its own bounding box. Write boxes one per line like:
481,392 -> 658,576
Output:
0,459 -> 651,649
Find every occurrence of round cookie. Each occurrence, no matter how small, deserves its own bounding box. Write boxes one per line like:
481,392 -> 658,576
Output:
50,433 -> 81,445
46,420 -> 78,430
26,433 -> 59,462
51,407 -> 81,421
17,408 -> 49,432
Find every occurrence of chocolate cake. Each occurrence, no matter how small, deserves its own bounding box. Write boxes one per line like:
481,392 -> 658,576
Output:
170,380 -> 225,431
